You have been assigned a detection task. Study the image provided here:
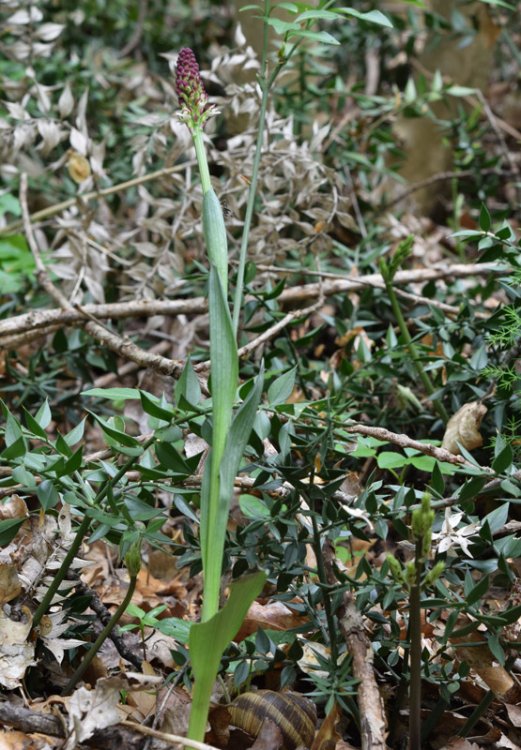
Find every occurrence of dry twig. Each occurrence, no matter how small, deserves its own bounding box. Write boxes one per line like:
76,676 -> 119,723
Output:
0,262 -> 504,342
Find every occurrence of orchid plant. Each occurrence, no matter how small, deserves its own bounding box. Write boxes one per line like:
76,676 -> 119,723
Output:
175,47 -> 265,743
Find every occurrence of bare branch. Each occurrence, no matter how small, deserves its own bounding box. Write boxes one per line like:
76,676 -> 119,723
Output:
0,262 -> 504,341
344,423 -> 468,467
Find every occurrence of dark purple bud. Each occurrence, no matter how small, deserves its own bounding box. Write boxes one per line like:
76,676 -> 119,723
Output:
175,47 -> 211,128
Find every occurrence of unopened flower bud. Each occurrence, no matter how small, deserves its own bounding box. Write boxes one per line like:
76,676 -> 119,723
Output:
424,561 -> 445,586
125,542 -> 141,577
386,554 -> 404,582
175,47 -> 215,130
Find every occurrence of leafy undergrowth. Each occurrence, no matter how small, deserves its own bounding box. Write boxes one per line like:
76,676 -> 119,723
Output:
0,2 -> 521,750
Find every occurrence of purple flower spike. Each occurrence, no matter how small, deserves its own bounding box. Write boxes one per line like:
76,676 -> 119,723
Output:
175,47 -> 214,129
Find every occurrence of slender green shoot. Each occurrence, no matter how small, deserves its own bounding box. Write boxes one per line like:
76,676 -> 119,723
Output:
175,47 -> 265,744
380,239 -> 449,423
63,542 -> 140,695
33,440 -> 153,629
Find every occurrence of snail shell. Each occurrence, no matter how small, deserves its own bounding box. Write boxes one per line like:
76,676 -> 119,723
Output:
229,689 -> 317,750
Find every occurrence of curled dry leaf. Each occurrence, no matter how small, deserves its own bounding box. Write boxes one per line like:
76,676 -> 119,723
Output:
0,565 -> 22,604
505,703 -> 521,728
0,494 -> 29,521
66,150 -> 91,183
234,600 -> 310,641
310,701 -> 341,750
441,402 -> 487,455
0,604 -> 35,689
65,676 -> 126,750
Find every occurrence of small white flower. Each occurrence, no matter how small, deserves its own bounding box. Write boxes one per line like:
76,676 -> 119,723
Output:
432,509 -> 480,557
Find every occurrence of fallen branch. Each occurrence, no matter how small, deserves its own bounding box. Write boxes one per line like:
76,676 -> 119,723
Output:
0,262 -> 504,341
343,423 -> 468,467
120,720 -> 221,750
0,703 -> 147,750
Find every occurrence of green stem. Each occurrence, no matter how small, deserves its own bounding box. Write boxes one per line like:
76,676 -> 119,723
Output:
458,690 -> 494,738
33,515 -> 91,629
32,439 -> 153,628
232,0 -> 294,337
384,275 -> 449,423
232,8 -> 270,336
311,512 -> 339,667
192,128 -> 212,195
231,0 -> 328,336
62,575 -> 137,695
408,540 -> 422,750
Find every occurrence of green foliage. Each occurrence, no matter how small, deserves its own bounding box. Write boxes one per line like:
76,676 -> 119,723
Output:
0,0 -> 520,745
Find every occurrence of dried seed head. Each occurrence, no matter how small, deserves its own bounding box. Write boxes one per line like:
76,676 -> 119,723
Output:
175,47 -> 215,129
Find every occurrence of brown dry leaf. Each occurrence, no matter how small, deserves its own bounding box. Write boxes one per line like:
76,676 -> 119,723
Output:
81,541 -> 114,588
66,150 -> 91,183
208,704 -> 232,748
0,730 -> 48,750
0,495 -> 29,521
420,333 -> 446,360
124,662 -> 158,720
0,604 -> 35,689
505,703 -> 521,728
146,548 -> 179,581
234,600 -> 309,641
311,701 -> 341,750
298,641 -> 348,681
442,402 -> 487,455
0,565 -> 22,604
65,677 -> 126,750
477,4 -> 501,48
135,567 -> 188,603
156,685 -> 192,738
451,623 -> 518,699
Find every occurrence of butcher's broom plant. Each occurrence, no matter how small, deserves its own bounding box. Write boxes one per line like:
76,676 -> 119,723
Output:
175,47 -> 265,743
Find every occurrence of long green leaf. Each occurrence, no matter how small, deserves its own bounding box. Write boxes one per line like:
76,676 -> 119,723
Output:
200,266 -> 238,619
203,189 -> 228,298
188,571 -> 266,742
203,368 -> 264,619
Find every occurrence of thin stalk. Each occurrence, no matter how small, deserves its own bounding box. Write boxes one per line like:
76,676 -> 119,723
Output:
192,128 -> 212,195
32,438 -> 153,628
457,690 -> 494,738
311,511 -> 339,667
33,514 -> 91,629
62,575 -> 137,695
408,539 -> 422,750
384,276 -> 449,423
231,0 -> 337,336
232,3 -> 271,336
